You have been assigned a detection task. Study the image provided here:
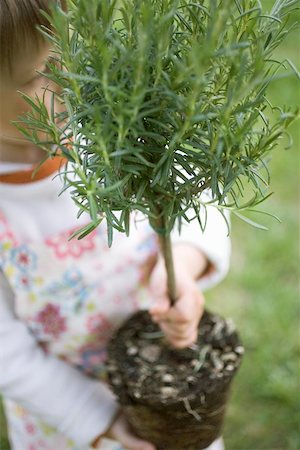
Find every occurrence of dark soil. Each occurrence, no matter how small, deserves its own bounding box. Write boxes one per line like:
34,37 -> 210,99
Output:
107,309 -> 243,450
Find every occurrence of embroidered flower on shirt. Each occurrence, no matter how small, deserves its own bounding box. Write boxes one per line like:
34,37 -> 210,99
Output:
0,211 -> 9,228
15,272 -> 33,291
28,444 -> 38,450
11,245 -> 37,272
36,304 -> 66,338
0,212 -> 17,248
45,227 -> 97,259
63,267 -> 90,309
63,267 -> 82,285
25,422 -> 36,435
86,312 -> 113,341
76,340 -> 108,378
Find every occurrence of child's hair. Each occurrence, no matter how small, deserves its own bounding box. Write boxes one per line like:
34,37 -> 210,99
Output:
0,0 -> 67,79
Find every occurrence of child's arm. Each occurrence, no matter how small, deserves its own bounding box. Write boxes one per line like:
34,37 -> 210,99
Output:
149,199 -> 231,348
170,195 -> 231,291
0,270 -> 118,447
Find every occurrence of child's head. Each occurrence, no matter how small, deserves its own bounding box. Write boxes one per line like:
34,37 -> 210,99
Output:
0,0 -> 66,161
1,0 -> 60,80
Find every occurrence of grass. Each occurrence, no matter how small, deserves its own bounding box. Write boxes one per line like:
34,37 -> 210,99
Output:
0,399 -> 8,450
206,22 -> 300,449
207,134 -> 300,450
0,2 -> 299,450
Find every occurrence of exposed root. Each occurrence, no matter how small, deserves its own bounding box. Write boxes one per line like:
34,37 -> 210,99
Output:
182,398 -> 202,422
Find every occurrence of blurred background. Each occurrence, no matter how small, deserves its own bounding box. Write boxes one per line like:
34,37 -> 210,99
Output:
0,1 -> 299,449
206,1 -> 300,448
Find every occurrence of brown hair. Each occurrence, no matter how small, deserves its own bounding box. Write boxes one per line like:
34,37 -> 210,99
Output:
0,0 -> 66,78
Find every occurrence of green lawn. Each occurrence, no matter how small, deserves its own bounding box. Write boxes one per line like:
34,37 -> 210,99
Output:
206,22 -> 300,448
207,117 -> 300,450
1,3 -> 299,450
206,128 -> 300,450
0,399 -> 8,450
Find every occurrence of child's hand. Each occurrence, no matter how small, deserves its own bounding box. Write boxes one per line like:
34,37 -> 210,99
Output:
92,411 -> 156,450
149,244 -> 207,349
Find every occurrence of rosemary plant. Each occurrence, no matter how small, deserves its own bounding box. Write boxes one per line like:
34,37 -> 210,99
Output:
15,0 -> 299,302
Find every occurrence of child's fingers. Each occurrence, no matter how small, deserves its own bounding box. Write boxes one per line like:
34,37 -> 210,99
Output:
149,293 -> 170,317
121,435 -> 156,450
149,265 -> 167,298
167,335 -> 198,349
112,413 -> 156,450
151,290 -> 204,324
159,322 -> 199,348
159,321 -> 198,340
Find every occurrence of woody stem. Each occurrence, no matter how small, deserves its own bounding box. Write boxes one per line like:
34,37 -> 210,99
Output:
156,217 -> 177,306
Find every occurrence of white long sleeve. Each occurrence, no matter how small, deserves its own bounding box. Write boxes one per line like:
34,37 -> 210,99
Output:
171,191 -> 231,291
0,271 -> 118,447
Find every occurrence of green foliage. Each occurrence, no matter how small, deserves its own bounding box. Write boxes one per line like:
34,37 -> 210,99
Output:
15,0 -> 299,243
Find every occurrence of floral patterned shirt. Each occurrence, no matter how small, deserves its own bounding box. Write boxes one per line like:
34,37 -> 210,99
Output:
0,160 -> 231,447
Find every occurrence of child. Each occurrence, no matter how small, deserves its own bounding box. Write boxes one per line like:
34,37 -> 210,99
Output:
0,1 -> 231,449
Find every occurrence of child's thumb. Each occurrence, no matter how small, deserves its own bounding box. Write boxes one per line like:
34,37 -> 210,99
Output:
148,265 -> 167,297
149,296 -> 170,318
111,412 -> 156,450
121,434 -> 156,450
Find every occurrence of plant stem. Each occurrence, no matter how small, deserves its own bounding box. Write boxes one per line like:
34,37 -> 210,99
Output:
152,207 -> 178,305
158,227 -> 177,306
